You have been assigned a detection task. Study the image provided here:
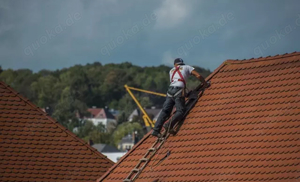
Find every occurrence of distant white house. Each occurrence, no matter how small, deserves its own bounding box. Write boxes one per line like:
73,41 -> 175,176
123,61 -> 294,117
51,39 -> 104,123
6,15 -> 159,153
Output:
92,143 -> 127,162
84,107 -> 116,128
118,133 -> 139,152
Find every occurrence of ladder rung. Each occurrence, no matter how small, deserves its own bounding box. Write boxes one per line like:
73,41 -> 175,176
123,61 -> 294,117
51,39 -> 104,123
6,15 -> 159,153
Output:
140,158 -> 148,162
148,148 -> 156,152
123,130 -> 170,181
123,179 -> 132,182
131,168 -> 139,173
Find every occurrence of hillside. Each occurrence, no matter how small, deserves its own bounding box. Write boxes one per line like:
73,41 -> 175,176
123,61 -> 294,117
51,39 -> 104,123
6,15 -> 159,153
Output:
0,62 -> 211,145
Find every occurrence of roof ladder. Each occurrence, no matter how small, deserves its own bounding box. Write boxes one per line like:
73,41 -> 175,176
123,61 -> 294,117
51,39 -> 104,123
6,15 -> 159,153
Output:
123,133 -> 170,182
123,83 -> 208,182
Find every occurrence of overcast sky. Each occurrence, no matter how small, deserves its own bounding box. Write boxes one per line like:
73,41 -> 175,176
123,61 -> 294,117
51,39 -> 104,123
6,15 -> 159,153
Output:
0,0 -> 299,72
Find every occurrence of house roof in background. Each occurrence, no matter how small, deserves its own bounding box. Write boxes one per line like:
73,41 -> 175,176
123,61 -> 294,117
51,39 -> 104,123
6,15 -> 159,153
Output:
119,134 -> 134,144
92,144 -> 120,153
87,108 -> 115,119
0,82 -> 114,182
98,52 -> 300,181
128,108 -> 161,121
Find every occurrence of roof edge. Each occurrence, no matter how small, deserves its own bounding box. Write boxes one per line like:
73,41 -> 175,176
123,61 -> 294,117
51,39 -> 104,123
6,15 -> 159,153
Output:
205,61 -> 228,81
0,81 -> 114,165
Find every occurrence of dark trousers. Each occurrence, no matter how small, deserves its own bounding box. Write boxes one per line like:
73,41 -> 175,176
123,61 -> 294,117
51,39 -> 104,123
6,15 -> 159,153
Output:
153,86 -> 186,132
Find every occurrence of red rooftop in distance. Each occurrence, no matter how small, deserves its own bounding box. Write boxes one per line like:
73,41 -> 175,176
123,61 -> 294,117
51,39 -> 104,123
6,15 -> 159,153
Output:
0,82 -> 114,181
97,52 -> 300,182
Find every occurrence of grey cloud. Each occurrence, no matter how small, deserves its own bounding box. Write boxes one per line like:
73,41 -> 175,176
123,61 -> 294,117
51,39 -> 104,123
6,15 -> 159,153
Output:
0,0 -> 299,72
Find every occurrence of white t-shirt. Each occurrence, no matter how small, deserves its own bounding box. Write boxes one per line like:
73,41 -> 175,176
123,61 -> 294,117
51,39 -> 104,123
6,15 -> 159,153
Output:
169,65 -> 195,87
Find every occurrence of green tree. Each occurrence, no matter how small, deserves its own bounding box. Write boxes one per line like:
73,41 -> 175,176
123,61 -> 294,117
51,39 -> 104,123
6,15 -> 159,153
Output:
52,87 -> 89,129
77,120 -> 96,138
112,122 -> 144,147
117,111 -> 127,125
0,69 -> 16,86
76,121 -> 112,144
86,130 -> 111,144
31,75 -> 60,108
0,62 -> 211,145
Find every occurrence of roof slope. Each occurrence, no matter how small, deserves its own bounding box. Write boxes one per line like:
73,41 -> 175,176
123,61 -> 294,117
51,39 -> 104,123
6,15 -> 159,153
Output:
0,82 -> 114,182
98,52 -> 300,182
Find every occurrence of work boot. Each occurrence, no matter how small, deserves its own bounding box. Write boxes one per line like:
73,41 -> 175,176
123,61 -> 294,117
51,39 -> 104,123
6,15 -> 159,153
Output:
168,129 -> 176,135
151,130 -> 162,138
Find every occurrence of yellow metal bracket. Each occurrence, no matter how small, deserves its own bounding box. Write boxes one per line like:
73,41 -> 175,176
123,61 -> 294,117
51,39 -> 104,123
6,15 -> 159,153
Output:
124,85 -> 165,128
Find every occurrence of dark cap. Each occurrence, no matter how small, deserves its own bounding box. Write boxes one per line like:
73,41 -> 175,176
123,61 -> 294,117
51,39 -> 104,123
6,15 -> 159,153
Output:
174,58 -> 185,65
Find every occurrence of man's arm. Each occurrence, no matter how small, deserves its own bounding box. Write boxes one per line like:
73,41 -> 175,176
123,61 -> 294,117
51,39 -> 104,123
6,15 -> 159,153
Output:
191,70 -> 208,87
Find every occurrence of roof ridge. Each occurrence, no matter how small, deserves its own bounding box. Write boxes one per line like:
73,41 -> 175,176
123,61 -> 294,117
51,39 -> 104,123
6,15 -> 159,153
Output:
103,108 -> 115,119
203,51 -> 300,82
226,51 -> 300,64
0,81 -> 114,165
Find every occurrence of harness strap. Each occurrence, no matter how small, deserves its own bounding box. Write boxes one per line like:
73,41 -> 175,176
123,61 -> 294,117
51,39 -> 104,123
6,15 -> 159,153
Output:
171,66 -> 186,86
167,88 -> 183,98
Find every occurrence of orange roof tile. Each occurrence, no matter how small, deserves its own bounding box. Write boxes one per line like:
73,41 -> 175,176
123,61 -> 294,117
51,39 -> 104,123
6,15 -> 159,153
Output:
0,82 -> 114,181
98,52 -> 300,182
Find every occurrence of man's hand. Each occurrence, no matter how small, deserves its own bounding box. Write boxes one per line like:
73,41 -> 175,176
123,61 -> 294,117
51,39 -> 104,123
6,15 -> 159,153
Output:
191,70 -> 207,87
204,81 -> 211,88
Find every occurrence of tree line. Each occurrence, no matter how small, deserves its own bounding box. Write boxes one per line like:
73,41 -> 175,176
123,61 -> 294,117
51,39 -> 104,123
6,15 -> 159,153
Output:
0,62 -> 211,147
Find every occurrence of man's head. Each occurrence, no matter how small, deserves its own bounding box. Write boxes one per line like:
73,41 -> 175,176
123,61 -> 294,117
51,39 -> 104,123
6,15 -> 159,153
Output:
174,58 -> 185,66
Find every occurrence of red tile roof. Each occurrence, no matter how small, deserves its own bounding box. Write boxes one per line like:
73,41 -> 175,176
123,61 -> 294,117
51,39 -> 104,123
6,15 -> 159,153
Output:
87,108 -> 115,119
0,82 -> 114,181
98,52 -> 300,182
88,108 -> 103,117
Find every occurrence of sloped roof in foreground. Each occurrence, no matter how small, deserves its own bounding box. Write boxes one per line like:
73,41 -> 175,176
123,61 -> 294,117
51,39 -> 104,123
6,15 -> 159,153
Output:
0,81 -> 114,181
98,52 -> 300,182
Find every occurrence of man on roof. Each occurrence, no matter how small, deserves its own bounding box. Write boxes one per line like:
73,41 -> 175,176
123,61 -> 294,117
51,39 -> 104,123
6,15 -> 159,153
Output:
152,58 -> 208,137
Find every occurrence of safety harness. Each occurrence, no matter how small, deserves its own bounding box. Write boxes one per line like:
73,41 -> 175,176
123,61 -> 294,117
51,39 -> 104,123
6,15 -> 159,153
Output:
171,66 -> 186,86
167,66 -> 186,98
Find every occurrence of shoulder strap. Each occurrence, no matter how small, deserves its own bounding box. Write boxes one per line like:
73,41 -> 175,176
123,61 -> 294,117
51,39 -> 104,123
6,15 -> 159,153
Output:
171,66 -> 179,82
171,66 -> 186,86
177,67 -> 186,86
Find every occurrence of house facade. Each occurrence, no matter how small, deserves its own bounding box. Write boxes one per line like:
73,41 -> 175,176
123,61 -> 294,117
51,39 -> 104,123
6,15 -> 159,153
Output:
85,107 -> 116,129
118,132 -> 139,152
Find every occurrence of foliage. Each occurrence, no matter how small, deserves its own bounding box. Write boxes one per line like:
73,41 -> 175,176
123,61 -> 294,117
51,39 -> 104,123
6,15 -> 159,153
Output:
75,121 -> 111,144
0,62 -> 211,145
111,122 -> 144,147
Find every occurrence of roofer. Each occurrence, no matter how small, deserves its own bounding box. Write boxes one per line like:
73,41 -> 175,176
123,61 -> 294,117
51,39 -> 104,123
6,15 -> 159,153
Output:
151,58 -> 208,137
